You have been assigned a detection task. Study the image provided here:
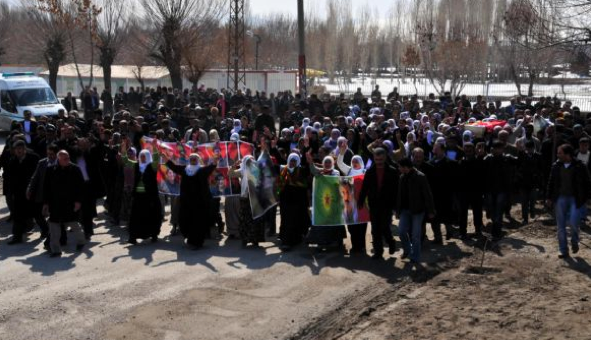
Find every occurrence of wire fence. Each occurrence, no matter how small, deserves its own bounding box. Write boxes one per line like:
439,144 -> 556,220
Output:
316,77 -> 591,112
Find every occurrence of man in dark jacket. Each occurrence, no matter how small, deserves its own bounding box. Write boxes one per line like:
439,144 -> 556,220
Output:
358,148 -> 399,260
27,143 -> 59,240
575,137 -> 591,226
43,150 -> 85,257
517,140 -> 542,225
6,140 -> 40,244
412,147 -> 435,242
397,158 -> 435,263
458,143 -> 485,238
484,141 -> 518,239
71,137 -> 107,240
546,144 -> 591,258
61,92 -> 78,113
428,142 -> 458,244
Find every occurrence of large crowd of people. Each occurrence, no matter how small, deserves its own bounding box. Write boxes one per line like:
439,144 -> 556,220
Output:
1,84 -> 590,262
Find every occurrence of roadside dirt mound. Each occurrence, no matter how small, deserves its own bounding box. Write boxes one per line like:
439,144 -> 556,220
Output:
293,227 -> 591,340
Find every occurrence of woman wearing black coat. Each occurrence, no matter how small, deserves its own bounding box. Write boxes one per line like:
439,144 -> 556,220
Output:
164,153 -> 218,249
124,140 -> 163,244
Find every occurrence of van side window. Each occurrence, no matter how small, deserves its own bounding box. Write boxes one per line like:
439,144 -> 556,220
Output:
0,90 -> 16,113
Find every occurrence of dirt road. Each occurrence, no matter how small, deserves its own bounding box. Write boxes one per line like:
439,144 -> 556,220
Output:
1,200 -> 589,340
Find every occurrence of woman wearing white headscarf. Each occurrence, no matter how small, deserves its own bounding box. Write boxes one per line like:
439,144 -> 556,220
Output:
229,155 -> 265,247
305,153 -> 347,249
336,155 -> 368,253
163,152 -> 218,249
277,153 -> 310,250
335,136 -> 354,175
404,131 -> 417,156
123,139 -> 163,244
231,119 -> 242,135
462,130 -> 474,146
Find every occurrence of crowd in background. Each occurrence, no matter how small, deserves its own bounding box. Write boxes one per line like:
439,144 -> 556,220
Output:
1,83 -> 590,261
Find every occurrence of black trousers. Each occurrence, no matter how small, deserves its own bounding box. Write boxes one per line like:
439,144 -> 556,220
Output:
348,223 -> 367,251
370,211 -> 394,255
80,182 -> 97,237
430,218 -> 452,241
264,206 -> 277,234
32,202 -> 49,237
459,192 -> 483,236
11,196 -> 31,240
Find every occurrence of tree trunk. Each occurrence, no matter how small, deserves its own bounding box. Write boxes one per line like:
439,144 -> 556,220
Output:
100,47 -> 115,92
509,64 -> 522,97
528,74 -> 535,97
169,66 -> 183,90
103,63 -> 112,92
48,64 -> 59,94
44,36 -> 65,94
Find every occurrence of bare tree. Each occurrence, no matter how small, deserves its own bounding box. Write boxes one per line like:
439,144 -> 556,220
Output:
126,22 -> 153,91
36,0 -> 101,91
23,0 -> 69,92
96,0 -> 131,93
499,0 -> 558,96
142,0 -> 224,90
182,26 -> 225,92
0,3 -> 11,65
415,0 -> 489,97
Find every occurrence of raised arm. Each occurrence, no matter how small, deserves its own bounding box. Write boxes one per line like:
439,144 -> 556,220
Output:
336,153 -> 351,176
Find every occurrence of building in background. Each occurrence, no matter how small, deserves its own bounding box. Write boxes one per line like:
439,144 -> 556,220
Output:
38,64 -> 297,97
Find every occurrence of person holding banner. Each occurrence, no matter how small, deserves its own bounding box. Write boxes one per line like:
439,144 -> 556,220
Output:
337,155 -> 368,254
277,153 -> 310,251
306,152 -> 347,250
163,153 -> 219,249
123,139 -> 163,245
229,155 -> 266,247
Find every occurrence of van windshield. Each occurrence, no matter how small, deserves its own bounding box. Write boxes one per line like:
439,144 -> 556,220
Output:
8,88 -> 59,106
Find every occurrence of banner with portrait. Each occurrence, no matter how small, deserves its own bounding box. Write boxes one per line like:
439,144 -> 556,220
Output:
140,137 -> 254,197
311,174 -> 370,226
243,152 -> 278,219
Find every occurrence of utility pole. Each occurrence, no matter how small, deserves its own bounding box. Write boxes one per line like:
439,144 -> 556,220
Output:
247,31 -> 262,71
254,34 -> 261,71
227,0 -> 246,92
297,0 -> 307,97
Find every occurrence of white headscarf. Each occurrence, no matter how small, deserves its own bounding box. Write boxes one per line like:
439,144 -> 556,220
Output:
405,131 -> 416,156
185,153 -> 201,176
302,118 -> 310,130
286,153 -> 301,173
138,149 -> 152,173
231,119 -> 242,134
462,130 -> 474,146
323,156 -> 335,171
241,155 -> 255,175
349,155 -> 365,176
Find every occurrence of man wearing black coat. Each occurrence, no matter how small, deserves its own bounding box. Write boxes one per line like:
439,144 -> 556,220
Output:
61,92 -> 78,113
358,148 -> 399,260
397,158 -> 435,263
6,140 -> 40,244
43,150 -> 85,257
458,143 -> 485,238
70,137 -> 107,239
412,147 -> 434,242
517,140 -> 543,224
484,141 -> 518,239
27,143 -> 59,241
428,142 -> 458,244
